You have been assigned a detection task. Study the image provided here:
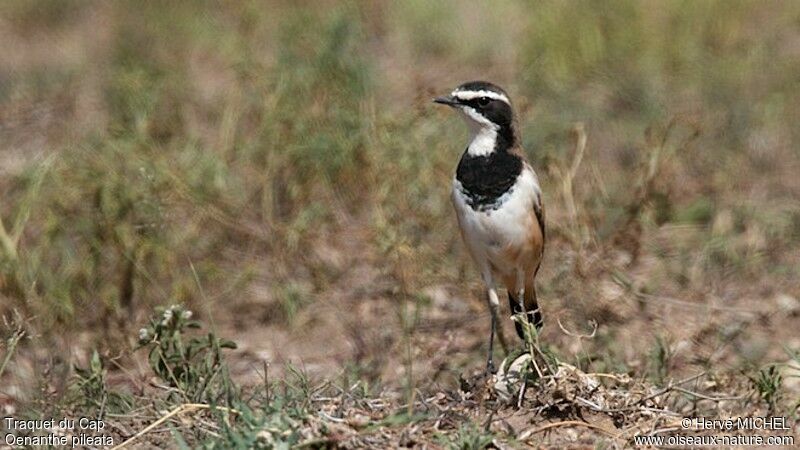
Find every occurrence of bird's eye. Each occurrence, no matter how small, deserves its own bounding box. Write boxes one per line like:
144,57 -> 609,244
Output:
477,97 -> 491,106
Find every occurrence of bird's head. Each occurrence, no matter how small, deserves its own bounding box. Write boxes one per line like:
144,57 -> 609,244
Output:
433,81 -> 516,144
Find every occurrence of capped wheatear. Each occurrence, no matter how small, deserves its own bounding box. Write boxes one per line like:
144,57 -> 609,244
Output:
434,81 -> 545,373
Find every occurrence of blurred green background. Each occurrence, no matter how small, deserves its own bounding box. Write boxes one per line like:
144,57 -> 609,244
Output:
1,0 -> 799,384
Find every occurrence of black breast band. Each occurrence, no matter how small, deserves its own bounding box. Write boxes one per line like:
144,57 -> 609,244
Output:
456,150 -> 522,211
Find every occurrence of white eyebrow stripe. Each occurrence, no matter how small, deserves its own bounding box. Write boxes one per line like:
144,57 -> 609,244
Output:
452,90 -> 510,105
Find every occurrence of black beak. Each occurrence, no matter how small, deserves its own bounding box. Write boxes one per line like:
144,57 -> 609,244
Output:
433,95 -> 459,107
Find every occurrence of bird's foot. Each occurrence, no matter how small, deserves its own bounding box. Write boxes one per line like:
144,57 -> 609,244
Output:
485,359 -> 496,375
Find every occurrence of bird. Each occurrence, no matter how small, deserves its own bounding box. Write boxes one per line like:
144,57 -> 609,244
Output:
434,81 -> 545,373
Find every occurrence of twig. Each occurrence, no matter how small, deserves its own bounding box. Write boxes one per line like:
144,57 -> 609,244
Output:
516,377 -> 527,409
648,426 -> 681,435
584,372 -> 631,382
264,361 -> 271,407
671,386 -> 744,402
557,318 -> 598,339
605,372 -> 708,413
556,123 -> 590,250
318,411 -> 345,423
633,291 -> 759,314
111,403 -> 239,450
0,323 -> 25,379
638,407 -> 681,417
575,396 -> 603,411
518,420 -> 618,441
0,217 -> 16,261
564,123 -> 588,223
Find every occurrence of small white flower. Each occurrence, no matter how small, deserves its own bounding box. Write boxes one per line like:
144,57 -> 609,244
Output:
139,328 -> 149,341
162,309 -> 173,322
182,310 -> 193,319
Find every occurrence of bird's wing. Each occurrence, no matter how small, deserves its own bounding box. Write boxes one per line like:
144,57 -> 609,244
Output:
533,190 -> 545,246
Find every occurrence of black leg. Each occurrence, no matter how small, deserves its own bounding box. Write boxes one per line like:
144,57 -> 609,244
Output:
486,303 -> 497,374
508,293 -> 543,340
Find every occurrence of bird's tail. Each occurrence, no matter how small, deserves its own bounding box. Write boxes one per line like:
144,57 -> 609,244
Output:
508,290 -> 543,340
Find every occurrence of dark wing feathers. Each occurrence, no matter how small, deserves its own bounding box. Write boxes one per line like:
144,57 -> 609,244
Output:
534,192 -> 545,245
533,191 -> 545,276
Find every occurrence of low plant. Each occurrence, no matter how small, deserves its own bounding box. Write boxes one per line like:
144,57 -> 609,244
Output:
437,423 -> 497,450
648,335 -> 673,386
70,350 -> 133,413
137,304 -> 238,405
748,365 -> 782,413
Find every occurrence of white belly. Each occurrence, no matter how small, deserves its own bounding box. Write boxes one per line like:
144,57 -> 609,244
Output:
452,167 -> 541,274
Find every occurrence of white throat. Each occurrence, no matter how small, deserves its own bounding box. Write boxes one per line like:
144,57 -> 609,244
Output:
460,106 -> 498,157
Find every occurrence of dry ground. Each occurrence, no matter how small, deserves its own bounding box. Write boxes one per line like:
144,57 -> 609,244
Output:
1,1 -> 800,448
